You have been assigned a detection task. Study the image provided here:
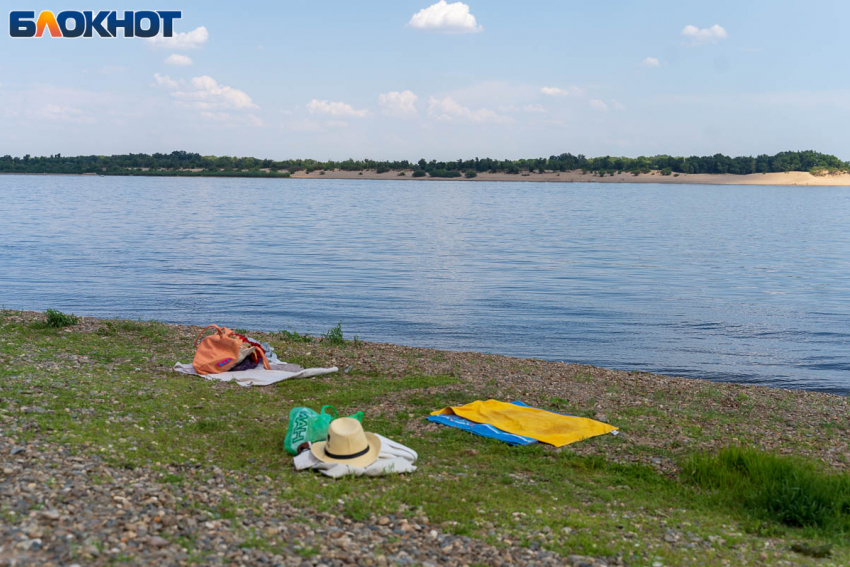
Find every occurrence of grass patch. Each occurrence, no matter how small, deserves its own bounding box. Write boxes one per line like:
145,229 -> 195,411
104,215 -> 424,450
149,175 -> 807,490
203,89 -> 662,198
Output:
683,446 -> 850,532
37,309 -> 79,329
276,329 -> 313,343
322,321 -> 345,346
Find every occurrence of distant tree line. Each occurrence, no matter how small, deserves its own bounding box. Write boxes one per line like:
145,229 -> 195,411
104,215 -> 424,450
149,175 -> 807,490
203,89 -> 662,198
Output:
0,150 -> 846,178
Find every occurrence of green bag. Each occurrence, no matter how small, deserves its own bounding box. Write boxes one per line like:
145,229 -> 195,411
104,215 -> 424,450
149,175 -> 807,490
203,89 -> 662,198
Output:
284,405 -> 364,455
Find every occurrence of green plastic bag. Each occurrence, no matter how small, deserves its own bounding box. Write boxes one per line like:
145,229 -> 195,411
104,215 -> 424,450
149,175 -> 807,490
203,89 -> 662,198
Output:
284,405 -> 364,455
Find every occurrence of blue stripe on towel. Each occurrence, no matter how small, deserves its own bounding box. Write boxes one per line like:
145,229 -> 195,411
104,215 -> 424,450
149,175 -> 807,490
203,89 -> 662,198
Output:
427,401 -> 571,446
427,413 -> 538,446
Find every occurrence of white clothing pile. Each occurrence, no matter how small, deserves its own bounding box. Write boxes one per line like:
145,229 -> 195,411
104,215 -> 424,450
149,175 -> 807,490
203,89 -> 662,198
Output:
293,434 -> 417,478
173,361 -> 338,387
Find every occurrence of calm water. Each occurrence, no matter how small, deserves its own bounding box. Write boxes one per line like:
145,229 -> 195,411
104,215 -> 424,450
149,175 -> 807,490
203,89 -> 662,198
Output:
1,175 -> 848,394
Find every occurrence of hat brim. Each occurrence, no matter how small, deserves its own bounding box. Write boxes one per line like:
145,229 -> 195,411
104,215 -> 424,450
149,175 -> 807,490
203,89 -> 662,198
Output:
311,432 -> 381,468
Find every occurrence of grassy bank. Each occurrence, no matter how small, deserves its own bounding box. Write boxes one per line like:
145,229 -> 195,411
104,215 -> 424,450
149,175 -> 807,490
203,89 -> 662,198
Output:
1,310 -> 848,566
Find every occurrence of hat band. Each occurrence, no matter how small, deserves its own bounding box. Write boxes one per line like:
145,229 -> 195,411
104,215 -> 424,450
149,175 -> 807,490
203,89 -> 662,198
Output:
324,444 -> 370,460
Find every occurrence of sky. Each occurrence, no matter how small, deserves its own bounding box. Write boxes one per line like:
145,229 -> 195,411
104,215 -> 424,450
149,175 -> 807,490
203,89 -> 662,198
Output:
1,0 -> 849,161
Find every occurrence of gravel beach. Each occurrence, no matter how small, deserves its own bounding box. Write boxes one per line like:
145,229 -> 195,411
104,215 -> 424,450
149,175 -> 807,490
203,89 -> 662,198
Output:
1,311 -> 847,566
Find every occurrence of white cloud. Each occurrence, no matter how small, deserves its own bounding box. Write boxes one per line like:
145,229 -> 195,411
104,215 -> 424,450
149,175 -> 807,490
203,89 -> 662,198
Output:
642,57 -> 660,67
682,24 -> 728,45
378,90 -> 419,117
589,99 -> 609,112
36,104 -> 94,123
200,111 -> 265,127
147,26 -> 209,50
183,76 -> 256,109
161,75 -> 257,110
407,1 -> 483,34
281,118 -> 324,133
307,99 -> 370,118
281,118 -> 350,133
540,86 -> 582,97
427,96 -> 509,122
200,111 -> 231,121
165,54 -> 193,66
523,104 -> 546,114
613,100 -> 626,111
153,73 -> 180,89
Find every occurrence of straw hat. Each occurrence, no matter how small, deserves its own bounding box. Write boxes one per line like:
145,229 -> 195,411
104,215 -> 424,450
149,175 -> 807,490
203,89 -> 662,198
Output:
311,417 -> 381,467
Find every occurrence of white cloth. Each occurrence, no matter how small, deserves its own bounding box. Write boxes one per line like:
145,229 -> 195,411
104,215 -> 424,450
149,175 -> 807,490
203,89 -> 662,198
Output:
172,361 -> 338,387
293,434 -> 417,478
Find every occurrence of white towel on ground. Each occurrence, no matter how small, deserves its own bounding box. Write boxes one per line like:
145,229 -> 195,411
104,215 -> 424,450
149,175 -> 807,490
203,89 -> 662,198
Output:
293,434 -> 418,478
172,361 -> 338,387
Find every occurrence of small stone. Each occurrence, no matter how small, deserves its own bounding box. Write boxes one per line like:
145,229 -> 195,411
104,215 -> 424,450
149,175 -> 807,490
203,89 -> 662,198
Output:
40,510 -> 60,521
377,516 -> 390,526
399,520 -> 414,532
148,536 -> 169,547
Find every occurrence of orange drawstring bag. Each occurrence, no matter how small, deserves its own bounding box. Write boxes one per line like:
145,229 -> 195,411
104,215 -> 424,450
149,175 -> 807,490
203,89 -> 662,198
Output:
192,325 -> 244,375
192,325 -> 272,375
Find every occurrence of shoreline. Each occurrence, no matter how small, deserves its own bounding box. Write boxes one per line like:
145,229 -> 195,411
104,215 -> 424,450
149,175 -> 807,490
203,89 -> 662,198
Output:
290,169 -> 850,186
2,309 -> 848,566
3,169 -> 850,186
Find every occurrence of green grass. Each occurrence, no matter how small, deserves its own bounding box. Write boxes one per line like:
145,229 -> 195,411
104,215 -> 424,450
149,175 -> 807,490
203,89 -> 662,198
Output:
275,329 -> 313,343
684,447 -> 850,532
37,309 -> 79,328
1,311 -> 848,566
321,321 -> 345,346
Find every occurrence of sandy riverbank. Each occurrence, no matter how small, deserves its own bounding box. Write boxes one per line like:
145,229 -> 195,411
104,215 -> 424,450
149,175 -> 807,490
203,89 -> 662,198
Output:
290,169 -> 850,186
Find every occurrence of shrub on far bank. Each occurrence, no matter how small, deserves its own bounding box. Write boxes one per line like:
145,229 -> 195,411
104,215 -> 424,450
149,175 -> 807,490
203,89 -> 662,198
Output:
465,170 -> 478,178
376,166 -> 390,174
412,170 -> 427,178
661,167 -> 673,176
809,166 -> 847,177
683,447 -> 850,531
428,169 -> 462,178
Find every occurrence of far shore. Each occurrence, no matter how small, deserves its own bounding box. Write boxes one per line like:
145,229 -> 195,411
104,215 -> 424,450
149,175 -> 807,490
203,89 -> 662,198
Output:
291,169 -> 850,186
4,169 -> 850,186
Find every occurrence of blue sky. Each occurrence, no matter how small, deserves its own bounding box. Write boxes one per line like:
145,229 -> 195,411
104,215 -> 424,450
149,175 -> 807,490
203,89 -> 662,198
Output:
1,0 -> 849,160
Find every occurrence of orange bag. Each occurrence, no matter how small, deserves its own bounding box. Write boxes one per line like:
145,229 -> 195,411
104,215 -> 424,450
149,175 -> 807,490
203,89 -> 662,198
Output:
192,325 -> 244,375
192,325 -> 272,375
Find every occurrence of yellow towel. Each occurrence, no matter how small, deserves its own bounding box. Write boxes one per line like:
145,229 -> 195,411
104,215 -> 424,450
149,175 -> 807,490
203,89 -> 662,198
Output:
431,399 -> 617,447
